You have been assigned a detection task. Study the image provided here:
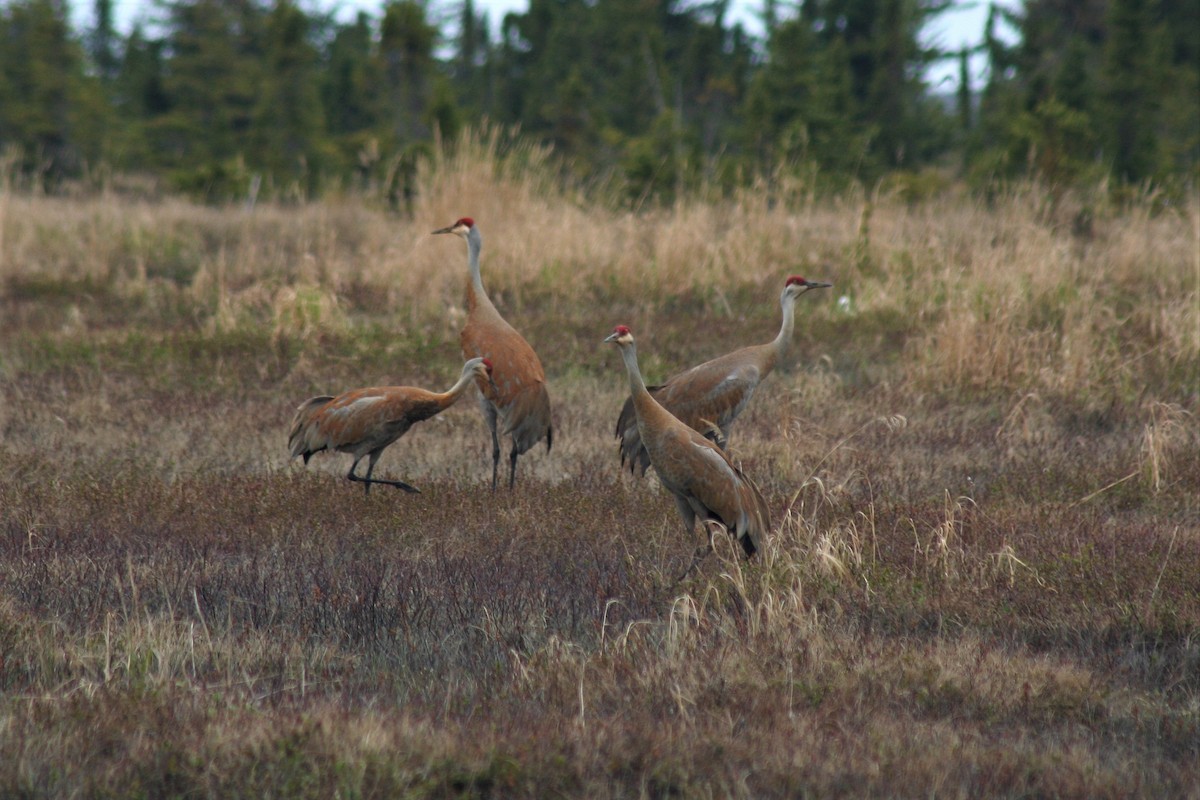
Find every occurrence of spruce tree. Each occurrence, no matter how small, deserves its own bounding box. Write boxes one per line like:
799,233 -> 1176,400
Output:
251,0 -> 326,196
1102,0 -> 1159,181
377,0 -> 438,145
957,47 -> 972,133
0,0 -> 96,185
88,0 -> 118,81
322,13 -> 377,140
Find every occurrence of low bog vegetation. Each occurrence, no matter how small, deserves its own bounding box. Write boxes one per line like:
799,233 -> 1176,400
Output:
1,144 -> 1197,797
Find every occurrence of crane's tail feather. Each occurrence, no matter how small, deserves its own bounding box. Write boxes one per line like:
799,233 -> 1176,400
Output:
288,395 -> 335,460
499,384 -> 553,458
733,466 -> 771,560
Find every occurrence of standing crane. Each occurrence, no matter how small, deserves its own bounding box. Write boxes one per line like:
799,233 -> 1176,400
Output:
605,325 -> 770,575
433,217 -> 553,490
615,275 -> 831,475
288,357 -> 495,494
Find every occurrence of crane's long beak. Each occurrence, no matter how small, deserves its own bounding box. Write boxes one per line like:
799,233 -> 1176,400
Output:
431,225 -> 454,235
805,280 -> 833,289
603,332 -> 620,344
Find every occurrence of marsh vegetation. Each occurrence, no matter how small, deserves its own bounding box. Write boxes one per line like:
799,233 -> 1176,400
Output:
1,142 -> 1197,796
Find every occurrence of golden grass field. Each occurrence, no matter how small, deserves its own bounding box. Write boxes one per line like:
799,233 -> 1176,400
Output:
1,136 -> 1198,797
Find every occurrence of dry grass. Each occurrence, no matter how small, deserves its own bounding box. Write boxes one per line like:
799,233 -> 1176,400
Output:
1,136 -> 1198,797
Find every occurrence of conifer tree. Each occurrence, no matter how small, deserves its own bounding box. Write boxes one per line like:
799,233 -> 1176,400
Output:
322,13 -> 377,141
452,0 -> 493,115
155,0 -> 265,187
1101,0 -> 1159,181
251,0 -> 326,195
88,0 -> 118,81
0,0 -> 96,184
957,47 -> 972,133
377,0 -> 438,145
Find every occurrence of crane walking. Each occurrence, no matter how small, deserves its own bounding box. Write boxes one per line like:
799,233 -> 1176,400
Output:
434,217 -> 553,490
605,325 -> 770,576
616,275 -> 831,475
288,357 -> 495,494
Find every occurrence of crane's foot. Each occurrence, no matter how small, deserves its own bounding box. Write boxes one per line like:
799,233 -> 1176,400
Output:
674,544 -> 714,584
348,474 -> 421,494
381,479 -> 421,493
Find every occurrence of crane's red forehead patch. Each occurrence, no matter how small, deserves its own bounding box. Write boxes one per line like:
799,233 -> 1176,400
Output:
481,357 -> 494,371
786,275 -> 807,286
614,324 -> 632,335
457,217 -> 475,228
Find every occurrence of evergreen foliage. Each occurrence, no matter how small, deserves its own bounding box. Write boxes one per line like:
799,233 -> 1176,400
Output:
0,0 -> 1193,200
975,0 -> 1197,189
0,0 -> 98,186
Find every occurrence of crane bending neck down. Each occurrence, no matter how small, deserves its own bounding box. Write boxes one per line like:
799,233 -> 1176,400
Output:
286,357 -> 495,495
444,356 -> 495,401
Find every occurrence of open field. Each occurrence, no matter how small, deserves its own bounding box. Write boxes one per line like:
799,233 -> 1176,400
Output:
2,142 -> 1199,797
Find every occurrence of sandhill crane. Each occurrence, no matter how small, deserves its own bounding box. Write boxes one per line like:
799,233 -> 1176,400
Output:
605,325 -> 771,575
288,357 -> 495,494
616,275 -> 832,475
433,217 -> 553,490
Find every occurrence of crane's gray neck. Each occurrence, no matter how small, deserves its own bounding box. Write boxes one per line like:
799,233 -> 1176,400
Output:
773,290 -> 797,354
447,365 -> 479,400
467,227 -> 485,295
620,343 -> 648,396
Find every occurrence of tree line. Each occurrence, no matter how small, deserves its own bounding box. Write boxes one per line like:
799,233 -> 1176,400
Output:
0,0 -> 1194,202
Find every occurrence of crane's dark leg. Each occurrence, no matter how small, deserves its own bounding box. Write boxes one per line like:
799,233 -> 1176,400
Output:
676,520 -> 729,582
739,528 -> 757,558
508,446 -> 519,491
485,404 -> 501,491
347,456 -> 370,495
676,542 -> 714,583
671,497 -> 710,582
347,452 -> 420,494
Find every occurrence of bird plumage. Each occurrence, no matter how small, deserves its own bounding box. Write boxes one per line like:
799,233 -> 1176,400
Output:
616,275 -> 831,475
605,325 -> 770,565
288,357 -> 494,494
434,217 -> 553,490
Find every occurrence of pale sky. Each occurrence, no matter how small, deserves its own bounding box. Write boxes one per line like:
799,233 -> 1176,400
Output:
74,0 -> 1018,90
